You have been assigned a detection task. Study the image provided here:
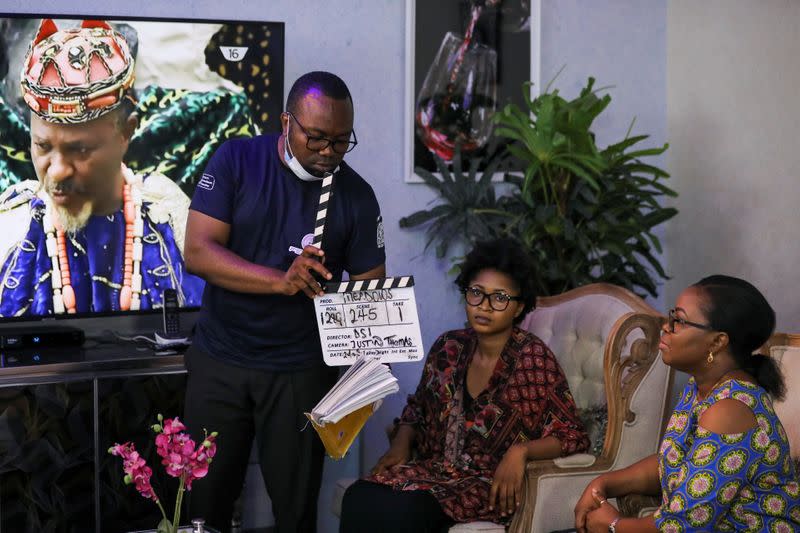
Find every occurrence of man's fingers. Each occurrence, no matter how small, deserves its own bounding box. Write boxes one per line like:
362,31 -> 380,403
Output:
290,255 -> 331,286
306,258 -> 332,280
301,244 -> 324,258
285,257 -> 331,297
299,283 -> 318,299
289,268 -> 318,294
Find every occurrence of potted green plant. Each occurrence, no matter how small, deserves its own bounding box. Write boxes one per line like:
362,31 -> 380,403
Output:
401,77 -> 677,297
399,141 -> 510,262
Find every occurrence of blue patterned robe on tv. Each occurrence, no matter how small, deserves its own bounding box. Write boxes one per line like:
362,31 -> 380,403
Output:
0,172 -> 204,316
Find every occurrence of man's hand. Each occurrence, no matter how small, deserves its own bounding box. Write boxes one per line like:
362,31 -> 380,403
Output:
282,245 -> 332,298
489,444 -> 528,517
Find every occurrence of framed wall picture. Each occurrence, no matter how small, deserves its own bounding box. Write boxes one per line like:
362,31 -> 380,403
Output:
404,0 -> 540,182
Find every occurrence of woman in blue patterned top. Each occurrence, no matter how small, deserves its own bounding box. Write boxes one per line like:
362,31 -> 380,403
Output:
574,275 -> 800,533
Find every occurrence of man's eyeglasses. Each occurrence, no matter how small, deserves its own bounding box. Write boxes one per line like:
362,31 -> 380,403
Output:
287,112 -> 358,154
667,309 -> 714,333
463,287 -> 522,312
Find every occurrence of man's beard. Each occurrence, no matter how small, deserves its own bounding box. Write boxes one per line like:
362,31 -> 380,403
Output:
39,181 -> 94,235
53,202 -> 93,235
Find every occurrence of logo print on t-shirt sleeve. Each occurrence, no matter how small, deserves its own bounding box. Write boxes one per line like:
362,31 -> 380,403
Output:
198,174 -> 216,191
376,215 -> 385,248
289,233 -> 316,255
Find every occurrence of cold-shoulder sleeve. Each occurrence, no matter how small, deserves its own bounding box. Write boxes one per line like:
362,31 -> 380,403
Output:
652,426 -> 752,530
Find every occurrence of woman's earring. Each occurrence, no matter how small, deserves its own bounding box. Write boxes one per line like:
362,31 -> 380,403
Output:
707,351 -> 715,364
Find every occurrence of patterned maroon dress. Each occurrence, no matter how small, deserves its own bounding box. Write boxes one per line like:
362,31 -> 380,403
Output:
366,327 -> 590,524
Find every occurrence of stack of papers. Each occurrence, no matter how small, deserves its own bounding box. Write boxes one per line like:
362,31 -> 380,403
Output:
309,356 -> 399,425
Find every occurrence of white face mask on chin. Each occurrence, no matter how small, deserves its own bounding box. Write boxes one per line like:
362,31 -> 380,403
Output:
283,122 -> 338,181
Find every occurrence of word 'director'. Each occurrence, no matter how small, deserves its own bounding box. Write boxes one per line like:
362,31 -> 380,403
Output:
314,277 -> 424,366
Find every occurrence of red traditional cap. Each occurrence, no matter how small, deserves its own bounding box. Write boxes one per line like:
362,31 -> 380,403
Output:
20,19 -> 136,123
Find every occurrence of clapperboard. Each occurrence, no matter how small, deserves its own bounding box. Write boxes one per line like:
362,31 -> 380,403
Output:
305,173 -> 421,459
314,276 -> 425,366
308,172 -> 424,366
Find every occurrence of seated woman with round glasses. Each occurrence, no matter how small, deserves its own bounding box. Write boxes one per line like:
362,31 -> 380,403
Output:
574,275 -> 800,533
340,238 -> 590,532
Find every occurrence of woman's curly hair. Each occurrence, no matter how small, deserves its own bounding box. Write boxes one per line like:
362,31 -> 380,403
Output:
454,238 -> 538,323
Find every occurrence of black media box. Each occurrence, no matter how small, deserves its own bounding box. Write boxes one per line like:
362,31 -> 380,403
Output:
0,326 -> 85,350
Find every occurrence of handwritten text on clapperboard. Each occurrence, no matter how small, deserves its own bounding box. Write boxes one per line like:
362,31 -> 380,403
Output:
314,280 -> 425,366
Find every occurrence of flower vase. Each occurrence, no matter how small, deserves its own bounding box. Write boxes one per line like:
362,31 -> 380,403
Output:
129,525 -> 220,533
128,517 -> 220,533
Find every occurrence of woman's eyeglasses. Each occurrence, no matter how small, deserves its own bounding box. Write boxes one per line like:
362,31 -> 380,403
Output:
463,287 -> 522,311
667,309 -> 714,333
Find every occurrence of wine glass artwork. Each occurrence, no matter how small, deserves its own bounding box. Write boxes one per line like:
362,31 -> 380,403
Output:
415,5 -> 498,162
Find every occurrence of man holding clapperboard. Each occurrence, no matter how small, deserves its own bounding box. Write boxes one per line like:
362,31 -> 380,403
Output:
182,71 -> 389,533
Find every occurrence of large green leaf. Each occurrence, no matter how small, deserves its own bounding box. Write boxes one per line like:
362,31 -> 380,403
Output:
641,207 -> 679,229
604,134 -> 650,154
399,205 -> 452,228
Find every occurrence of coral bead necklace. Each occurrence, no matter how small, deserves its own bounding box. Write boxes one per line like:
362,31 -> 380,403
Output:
43,168 -> 144,314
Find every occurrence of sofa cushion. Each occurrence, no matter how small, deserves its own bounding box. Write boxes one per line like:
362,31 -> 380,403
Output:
448,522 -> 505,532
519,293 -> 637,409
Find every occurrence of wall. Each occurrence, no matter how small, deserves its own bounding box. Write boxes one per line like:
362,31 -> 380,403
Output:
1,0 -> 670,531
666,0 -> 800,336
542,1 -> 667,157
539,0 -> 670,310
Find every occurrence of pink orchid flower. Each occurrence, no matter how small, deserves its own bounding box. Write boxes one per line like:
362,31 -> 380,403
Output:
109,415 -> 219,533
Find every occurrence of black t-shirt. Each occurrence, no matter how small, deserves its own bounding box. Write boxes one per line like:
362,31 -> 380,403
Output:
189,134 -> 385,370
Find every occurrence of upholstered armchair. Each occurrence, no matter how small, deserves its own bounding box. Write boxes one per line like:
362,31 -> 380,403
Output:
332,283 -> 673,533
767,333 -> 800,459
507,283 -> 672,533
767,330 -> 800,531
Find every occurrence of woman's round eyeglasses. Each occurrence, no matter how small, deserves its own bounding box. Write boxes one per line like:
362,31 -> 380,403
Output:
463,287 -> 522,311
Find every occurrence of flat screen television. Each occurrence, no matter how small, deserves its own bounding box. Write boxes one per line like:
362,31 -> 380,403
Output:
0,13 -> 285,322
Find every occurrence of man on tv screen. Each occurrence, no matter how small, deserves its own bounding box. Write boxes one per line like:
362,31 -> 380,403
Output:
0,19 -> 205,316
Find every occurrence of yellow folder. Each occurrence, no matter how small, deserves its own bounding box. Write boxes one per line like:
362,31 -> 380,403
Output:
305,403 -> 375,460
